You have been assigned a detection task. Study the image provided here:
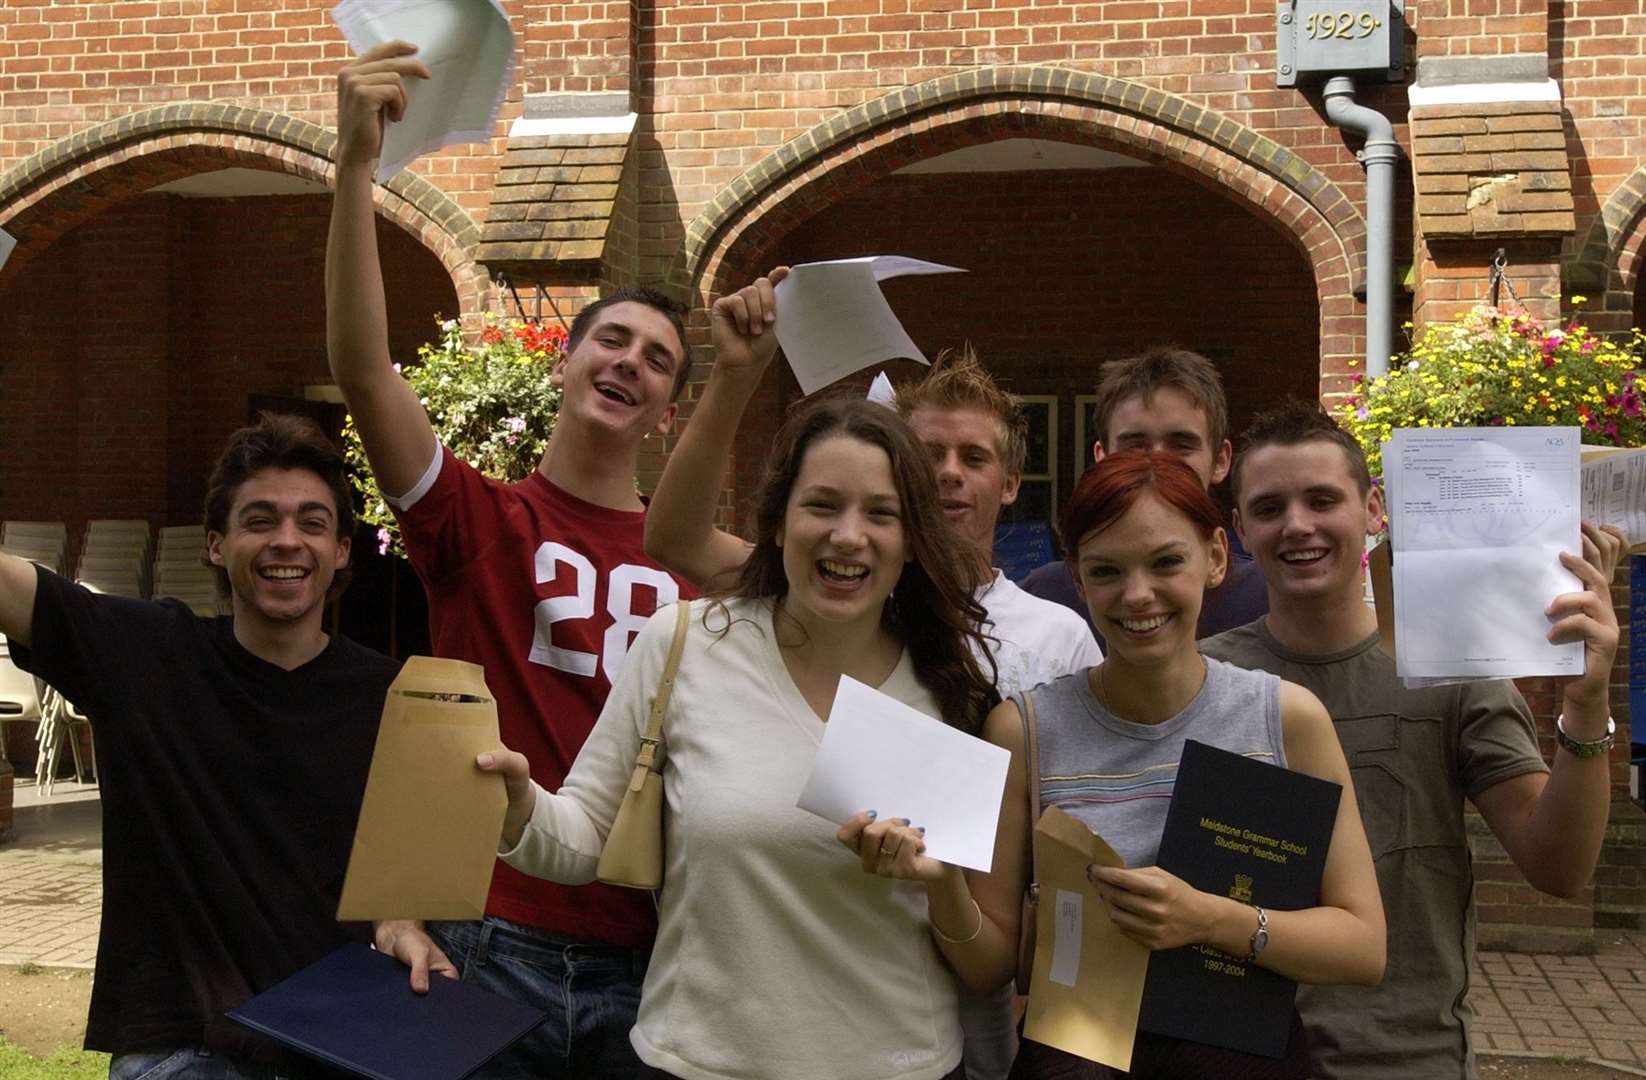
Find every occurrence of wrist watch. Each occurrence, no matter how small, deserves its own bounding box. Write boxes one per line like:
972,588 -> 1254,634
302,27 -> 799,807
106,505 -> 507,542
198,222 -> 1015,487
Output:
1555,714 -> 1615,758
1244,906 -> 1269,963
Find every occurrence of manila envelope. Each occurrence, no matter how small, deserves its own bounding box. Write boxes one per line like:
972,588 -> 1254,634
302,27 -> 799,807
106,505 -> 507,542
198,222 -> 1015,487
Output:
1022,806 -> 1150,1071
337,657 -> 508,921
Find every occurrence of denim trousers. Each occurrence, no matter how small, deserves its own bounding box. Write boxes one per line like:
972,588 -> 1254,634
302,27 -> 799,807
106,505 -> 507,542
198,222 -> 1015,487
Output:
429,915 -> 651,1080
108,1048 -> 308,1080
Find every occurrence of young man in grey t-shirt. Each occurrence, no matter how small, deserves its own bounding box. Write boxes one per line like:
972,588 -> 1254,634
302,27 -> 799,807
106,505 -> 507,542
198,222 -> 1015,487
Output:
1202,402 -> 1622,1079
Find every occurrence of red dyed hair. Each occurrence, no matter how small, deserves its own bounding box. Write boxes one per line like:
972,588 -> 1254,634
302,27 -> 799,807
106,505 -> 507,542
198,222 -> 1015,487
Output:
1060,450 -> 1223,564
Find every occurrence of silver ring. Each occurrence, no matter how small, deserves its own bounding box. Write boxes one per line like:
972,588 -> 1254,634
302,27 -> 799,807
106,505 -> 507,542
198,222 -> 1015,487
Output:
878,844 -> 900,859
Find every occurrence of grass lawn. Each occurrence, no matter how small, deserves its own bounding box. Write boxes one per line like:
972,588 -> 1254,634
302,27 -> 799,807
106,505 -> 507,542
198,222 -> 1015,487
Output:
0,1037 -> 108,1080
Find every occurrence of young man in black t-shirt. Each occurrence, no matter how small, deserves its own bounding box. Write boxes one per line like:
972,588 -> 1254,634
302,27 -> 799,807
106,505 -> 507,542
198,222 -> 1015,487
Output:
0,413 -> 400,1080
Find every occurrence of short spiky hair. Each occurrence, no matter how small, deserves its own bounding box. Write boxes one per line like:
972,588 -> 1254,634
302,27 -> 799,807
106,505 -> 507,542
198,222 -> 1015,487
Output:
895,344 -> 1029,474
1230,398 -> 1372,502
1091,346 -> 1228,452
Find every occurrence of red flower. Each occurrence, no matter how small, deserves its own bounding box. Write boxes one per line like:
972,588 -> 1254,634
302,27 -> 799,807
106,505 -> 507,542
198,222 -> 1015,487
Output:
480,326 -> 505,346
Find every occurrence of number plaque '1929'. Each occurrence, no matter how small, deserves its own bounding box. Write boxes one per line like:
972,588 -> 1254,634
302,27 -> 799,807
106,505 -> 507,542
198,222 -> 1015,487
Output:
1276,0 -> 1404,87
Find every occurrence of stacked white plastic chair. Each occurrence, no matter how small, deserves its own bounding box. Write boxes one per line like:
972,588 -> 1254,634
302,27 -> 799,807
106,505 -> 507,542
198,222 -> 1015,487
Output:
78,519 -> 153,599
0,631 -> 47,780
0,520 -> 67,576
153,525 -> 224,616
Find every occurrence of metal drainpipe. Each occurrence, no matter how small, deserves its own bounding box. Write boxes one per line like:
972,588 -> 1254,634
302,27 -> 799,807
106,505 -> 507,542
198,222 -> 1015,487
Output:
1323,75 -> 1401,379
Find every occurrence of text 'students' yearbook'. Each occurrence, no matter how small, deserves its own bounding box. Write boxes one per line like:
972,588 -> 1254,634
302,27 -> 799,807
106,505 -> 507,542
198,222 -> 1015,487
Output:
1136,739 -> 1341,1058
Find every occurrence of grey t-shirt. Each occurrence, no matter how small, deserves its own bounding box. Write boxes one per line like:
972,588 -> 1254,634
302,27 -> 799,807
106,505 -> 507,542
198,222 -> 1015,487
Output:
1202,619 -> 1548,1080
1025,656 -> 1283,869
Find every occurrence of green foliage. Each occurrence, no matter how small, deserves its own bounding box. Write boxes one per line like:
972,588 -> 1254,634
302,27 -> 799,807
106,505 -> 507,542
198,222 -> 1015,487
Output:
1339,300 -> 1646,481
343,317 -> 566,558
0,1038 -> 109,1080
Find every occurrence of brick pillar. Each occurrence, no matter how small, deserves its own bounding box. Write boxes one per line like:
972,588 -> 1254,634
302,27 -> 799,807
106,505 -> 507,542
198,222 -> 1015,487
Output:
1472,560 -> 1639,953
1413,235 -> 1565,329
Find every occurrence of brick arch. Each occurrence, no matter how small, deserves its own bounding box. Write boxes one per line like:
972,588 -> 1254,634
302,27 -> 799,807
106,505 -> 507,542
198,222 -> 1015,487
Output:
671,66 -> 1368,397
0,103 -> 488,310
1567,168 -> 1646,334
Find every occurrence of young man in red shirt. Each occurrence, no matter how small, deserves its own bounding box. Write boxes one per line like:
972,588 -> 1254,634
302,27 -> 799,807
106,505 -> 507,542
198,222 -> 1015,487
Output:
328,43 -> 694,1078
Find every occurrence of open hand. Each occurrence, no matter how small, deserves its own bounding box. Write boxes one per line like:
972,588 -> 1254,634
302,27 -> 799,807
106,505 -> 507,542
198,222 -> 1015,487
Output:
710,267 -> 790,377
1087,865 -> 1215,951
1548,522 -> 1624,712
837,811 -> 945,883
336,41 -> 431,168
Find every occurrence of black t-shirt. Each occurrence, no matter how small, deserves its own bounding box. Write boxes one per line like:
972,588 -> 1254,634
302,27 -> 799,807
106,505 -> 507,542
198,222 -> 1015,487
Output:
12,567 -> 401,1065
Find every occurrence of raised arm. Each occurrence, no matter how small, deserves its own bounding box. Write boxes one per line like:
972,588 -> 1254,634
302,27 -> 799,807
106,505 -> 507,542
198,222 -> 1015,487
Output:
325,42 -> 440,498
0,552 -> 39,646
1473,521 -> 1623,897
1089,681 -> 1386,987
643,268 -> 788,590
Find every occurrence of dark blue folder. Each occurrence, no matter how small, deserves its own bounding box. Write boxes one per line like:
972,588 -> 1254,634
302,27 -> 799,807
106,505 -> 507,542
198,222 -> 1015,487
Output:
228,944 -> 547,1080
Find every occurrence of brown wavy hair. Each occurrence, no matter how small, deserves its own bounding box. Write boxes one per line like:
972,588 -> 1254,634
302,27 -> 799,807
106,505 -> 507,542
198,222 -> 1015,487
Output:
719,396 -> 1000,732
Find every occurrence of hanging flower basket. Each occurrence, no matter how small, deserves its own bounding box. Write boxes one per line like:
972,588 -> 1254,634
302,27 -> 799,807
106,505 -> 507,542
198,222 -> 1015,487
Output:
1339,299 -> 1646,483
343,316 -> 566,558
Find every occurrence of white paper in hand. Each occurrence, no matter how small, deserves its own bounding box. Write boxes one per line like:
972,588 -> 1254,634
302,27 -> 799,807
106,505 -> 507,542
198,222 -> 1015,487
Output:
0,227 -> 15,272
331,0 -> 515,181
774,256 -> 965,395
796,675 -> 1009,872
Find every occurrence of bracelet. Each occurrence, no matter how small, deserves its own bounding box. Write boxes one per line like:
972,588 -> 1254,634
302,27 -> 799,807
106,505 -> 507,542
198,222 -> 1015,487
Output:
1244,906 -> 1269,963
1555,714 -> 1615,759
932,898 -> 984,944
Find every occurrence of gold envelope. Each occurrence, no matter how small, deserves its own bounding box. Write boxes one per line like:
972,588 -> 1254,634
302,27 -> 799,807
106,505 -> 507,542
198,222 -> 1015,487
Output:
1022,806 -> 1151,1071
336,657 -> 508,921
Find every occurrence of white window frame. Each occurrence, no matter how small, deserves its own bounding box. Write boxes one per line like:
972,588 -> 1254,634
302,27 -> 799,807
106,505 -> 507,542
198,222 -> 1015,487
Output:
1074,393 -> 1100,496
1014,394 -> 1059,517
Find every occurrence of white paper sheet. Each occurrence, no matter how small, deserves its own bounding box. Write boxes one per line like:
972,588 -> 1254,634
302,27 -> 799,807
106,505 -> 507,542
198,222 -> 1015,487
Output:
1389,426 -> 1583,683
867,371 -> 897,409
1581,447 -> 1646,546
332,0 -> 516,181
0,227 -> 15,272
796,675 -> 1010,872
773,256 -> 965,395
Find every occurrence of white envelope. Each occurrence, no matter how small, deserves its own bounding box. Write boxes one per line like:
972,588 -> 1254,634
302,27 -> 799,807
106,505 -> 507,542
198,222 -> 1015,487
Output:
796,675 -> 1009,872
774,256 -> 965,395
332,0 -> 516,181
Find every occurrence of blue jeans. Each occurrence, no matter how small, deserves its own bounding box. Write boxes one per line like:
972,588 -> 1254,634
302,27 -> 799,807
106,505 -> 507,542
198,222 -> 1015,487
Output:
108,1048 -> 303,1080
428,916 -> 650,1080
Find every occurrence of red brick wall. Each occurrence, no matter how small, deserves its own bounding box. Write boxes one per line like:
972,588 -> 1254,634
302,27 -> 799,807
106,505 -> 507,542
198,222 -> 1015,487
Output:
0,193 -> 457,544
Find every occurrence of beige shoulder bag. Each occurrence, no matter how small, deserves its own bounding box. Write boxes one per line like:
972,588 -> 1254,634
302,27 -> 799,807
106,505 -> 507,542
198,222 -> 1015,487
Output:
596,599 -> 691,890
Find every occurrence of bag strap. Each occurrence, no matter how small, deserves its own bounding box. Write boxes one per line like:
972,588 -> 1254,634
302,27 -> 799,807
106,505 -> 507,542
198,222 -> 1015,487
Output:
628,599 -> 691,794
1020,689 -> 1041,896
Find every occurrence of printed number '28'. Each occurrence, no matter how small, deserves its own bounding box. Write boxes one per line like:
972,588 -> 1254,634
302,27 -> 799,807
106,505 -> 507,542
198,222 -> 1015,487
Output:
529,542 -> 679,681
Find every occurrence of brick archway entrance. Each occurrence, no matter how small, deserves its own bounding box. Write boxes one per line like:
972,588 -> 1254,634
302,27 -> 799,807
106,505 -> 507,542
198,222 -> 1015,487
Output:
674,67 -> 1369,405
0,103 -> 487,309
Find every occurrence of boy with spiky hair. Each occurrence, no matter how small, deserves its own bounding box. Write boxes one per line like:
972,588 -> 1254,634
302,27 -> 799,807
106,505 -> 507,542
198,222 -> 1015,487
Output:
1021,346 -> 1268,643
1204,400 -> 1622,1079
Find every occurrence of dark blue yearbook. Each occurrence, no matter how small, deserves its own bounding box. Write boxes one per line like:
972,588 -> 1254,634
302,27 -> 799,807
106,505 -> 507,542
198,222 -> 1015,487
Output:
1136,739 -> 1342,1058
229,943 -> 546,1080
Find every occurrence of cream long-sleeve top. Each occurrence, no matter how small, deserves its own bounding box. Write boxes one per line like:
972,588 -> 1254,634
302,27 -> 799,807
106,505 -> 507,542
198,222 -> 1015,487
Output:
502,597 -> 964,1080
